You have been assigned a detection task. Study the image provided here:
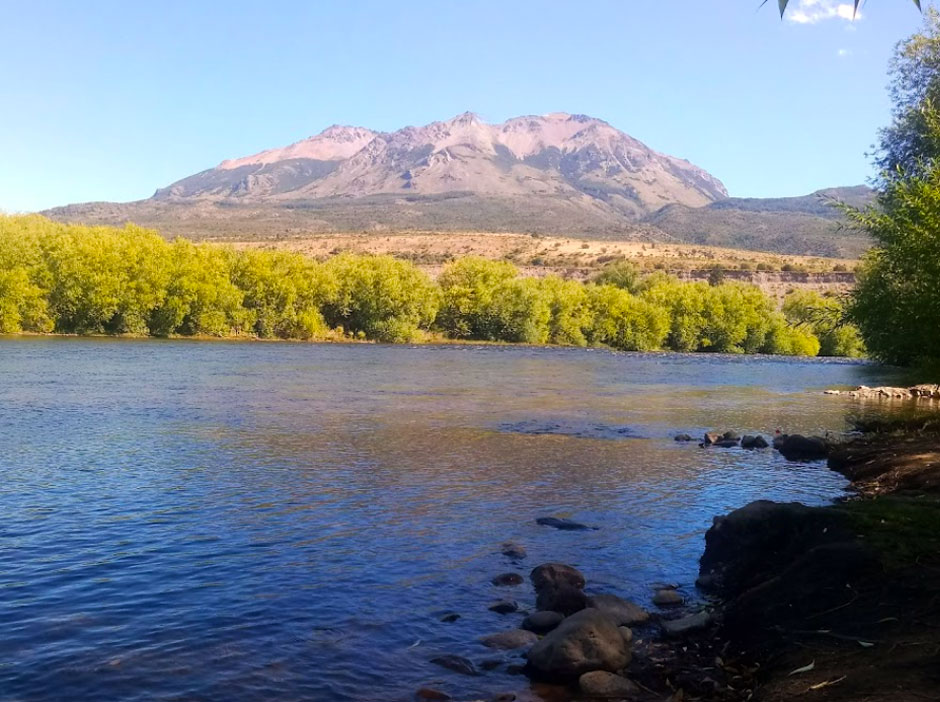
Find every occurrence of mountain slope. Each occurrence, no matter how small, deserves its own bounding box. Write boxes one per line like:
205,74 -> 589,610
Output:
151,112 -> 728,218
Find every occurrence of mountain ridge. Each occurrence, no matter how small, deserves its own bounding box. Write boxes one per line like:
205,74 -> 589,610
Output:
43,112 -> 874,258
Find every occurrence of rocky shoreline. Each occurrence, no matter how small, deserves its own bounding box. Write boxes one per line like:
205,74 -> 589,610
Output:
416,421 -> 940,702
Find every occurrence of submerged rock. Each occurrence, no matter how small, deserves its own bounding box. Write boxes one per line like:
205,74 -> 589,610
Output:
536,516 -> 597,531
491,573 -> 524,587
587,593 -> 650,626
527,608 -> 632,679
652,589 -> 683,607
661,611 -> 714,636
430,654 -> 478,676
674,433 -> 694,442
480,629 -> 539,650
522,610 -> 565,634
578,670 -> 639,697
488,600 -> 518,615
439,612 -> 460,623
416,688 -> 452,701
500,541 -> 527,559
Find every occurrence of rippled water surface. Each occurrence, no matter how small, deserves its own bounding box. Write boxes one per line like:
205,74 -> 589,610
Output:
0,338 -> 908,701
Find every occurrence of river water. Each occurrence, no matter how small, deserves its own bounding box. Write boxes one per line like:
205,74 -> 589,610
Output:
0,338 -> 908,701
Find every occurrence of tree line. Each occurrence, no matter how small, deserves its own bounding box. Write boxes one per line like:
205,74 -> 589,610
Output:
0,214 -> 861,357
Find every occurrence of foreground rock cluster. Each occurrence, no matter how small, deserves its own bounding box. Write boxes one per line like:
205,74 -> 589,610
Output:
677,430 -> 831,461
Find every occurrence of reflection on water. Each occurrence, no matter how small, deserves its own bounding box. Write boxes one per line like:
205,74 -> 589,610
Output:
0,338 -> 908,701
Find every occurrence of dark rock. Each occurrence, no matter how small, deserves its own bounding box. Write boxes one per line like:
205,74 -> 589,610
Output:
652,589 -> 683,607
531,563 -> 586,592
772,432 -> 788,450
488,600 -> 518,614
416,688 -> 452,702
698,500 -> 853,599
522,610 -> 565,634
430,654 -> 478,676
536,585 -> 588,616
674,433 -> 694,442
712,439 -> 739,448
506,663 -> 526,675
491,695 -> 516,702
578,670 -> 639,697
480,629 -> 539,650
439,612 -> 460,623
587,593 -> 650,626
776,434 -> 830,461
661,611 -> 714,636
491,572 -> 524,587
500,541 -> 527,559
526,608 -> 632,679
480,658 -> 503,671
722,430 -> 741,442
536,516 -> 597,531
741,435 -> 769,449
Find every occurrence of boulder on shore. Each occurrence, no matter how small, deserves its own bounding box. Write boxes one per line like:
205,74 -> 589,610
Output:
526,608 -> 632,679
480,629 -> 539,650
587,593 -> 650,626
578,670 -> 639,697
652,589 -> 683,607
522,610 -> 565,634
537,585 -> 588,616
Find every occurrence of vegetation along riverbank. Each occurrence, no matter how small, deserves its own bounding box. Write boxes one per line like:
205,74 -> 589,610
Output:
0,214 -> 861,356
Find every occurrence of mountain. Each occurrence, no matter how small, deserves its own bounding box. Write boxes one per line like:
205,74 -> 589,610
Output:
43,113 -> 873,257
150,112 -> 728,218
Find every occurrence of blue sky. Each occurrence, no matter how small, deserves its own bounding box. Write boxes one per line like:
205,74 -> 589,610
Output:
0,0 -> 928,212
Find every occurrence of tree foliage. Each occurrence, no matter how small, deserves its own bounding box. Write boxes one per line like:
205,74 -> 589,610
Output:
0,214 -> 855,357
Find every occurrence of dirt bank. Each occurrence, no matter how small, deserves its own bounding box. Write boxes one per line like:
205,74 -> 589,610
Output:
675,428 -> 940,702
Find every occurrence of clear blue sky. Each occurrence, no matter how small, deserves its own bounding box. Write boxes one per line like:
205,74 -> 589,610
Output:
0,0 -> 927,212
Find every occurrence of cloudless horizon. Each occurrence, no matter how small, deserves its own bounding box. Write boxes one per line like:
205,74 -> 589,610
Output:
0,0 -> 928,213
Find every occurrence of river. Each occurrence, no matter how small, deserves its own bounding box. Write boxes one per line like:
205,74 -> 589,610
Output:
0,338 -> 908,701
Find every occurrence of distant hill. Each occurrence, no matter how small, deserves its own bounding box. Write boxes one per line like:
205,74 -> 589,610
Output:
645,186 -> 875,258
43,113 -> 874,257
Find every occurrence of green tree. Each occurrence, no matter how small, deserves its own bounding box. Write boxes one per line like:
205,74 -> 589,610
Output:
586,285 -> 669,352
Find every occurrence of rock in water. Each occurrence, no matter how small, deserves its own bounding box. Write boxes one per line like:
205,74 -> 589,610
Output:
587,593 -> 650,626
500,541 -> 527,559
491,572 -> 524,586
416,688 -> 452,702
652,589 -> 683,607
536,516 -> 597,531
531,563 -> 586,591
674,433 -> 694,442
439,612 -> 460,623
430,655 -> 478,676
537,586 -> 588,616
578,670 -> 639,697
480,629 -> 539,650
703,432 -> 722,445
776,434 -> 829,461
526,608 -> 631,679
488,600 -> 518,614
522,610 -> 565,634
661,611 -> 714,636
741,435 -> 769,449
